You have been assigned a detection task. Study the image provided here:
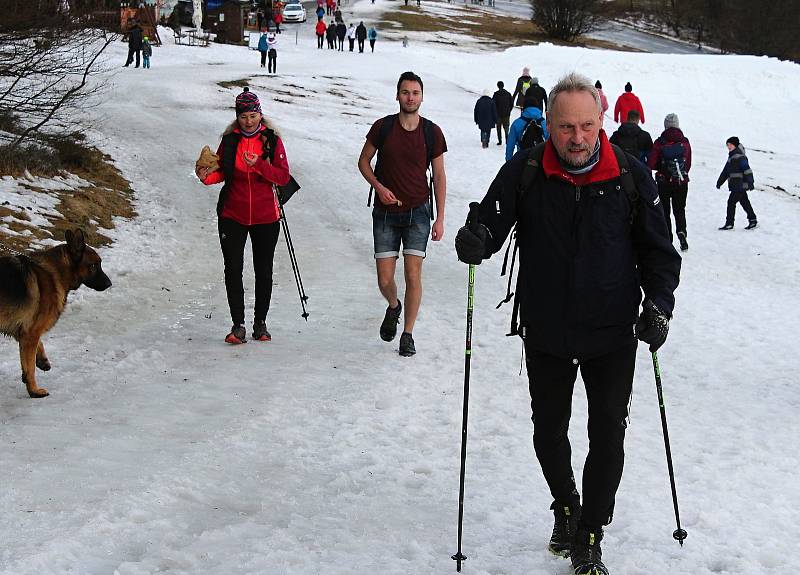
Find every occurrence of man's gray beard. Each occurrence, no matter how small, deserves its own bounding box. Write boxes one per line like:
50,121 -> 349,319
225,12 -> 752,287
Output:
560,149 -> 590,167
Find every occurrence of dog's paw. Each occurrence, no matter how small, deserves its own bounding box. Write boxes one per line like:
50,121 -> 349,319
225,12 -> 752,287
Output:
27,387 -> 49,398
36,357 -> 51,371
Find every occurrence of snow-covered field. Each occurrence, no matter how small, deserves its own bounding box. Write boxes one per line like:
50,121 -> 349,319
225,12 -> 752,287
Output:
1,3 -> 799,573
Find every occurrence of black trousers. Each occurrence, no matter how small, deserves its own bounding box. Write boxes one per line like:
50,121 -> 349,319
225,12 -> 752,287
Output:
357,38 -> 364,52
267,49 -> 277,73
657,180 -> 688,241
218,218 -> 280,326
317,33 -> 324,48
369,39 -> 375,52
525,340 -> 637,528
337,37 -> 344,50
260,50 -> 267,67
125,48 -> 140,67
348,38 -> 355,51
726,190 -> 757,224
496,115 -> 510,144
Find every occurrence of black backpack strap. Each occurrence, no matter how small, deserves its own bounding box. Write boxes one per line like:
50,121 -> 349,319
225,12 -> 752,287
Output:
368,114 -> 397,207
609,143 -> 639,223
422,117 -> 435,220
498,142 -> 547,336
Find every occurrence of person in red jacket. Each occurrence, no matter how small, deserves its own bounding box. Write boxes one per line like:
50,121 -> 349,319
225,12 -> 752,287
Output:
315,19 -> 326,49
195,88 -> 291,344
613,82 -> 645,124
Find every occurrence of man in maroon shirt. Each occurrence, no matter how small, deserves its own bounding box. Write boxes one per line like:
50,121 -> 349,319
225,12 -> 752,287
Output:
358,71 -> 447,357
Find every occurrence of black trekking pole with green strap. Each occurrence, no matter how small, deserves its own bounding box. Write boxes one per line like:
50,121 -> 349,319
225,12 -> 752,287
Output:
279,205 -> 309,320
651,351 -> 688,546
452,203 -> 480,572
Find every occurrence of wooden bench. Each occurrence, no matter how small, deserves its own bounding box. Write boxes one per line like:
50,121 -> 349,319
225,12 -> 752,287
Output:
173,29 -> 188,44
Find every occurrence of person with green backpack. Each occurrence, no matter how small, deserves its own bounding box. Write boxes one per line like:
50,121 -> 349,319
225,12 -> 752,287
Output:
357,71 -> 447,357
511,66 -> 533,112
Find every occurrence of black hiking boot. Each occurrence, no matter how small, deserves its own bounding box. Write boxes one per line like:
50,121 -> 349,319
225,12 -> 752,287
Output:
252,320 -> 272,342
548,500 -> 581,557
677,231 -> 689,251
380,301 -> 402,342
225,324 -> 247,345
745,220 -> 758,230
399,332 -> 416,357
719,223 -> 734,230
571,526 -> 609,575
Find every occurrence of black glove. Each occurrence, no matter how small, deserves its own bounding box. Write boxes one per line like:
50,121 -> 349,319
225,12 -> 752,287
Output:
635,299 -> 670,352
455,224 -> 487,265
455,203 -> 487,265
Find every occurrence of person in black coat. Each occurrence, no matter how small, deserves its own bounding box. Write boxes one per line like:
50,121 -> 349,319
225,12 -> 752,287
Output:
511,66 -> 532,110
524,77 -> 548,112
325,19 -> 336,49
335,22 -> 347,51
124,20 -> 143,68
473,90 -> 498,148
492,80 -> 513,146
455,72 -> 680,575
609,110 -> 653,163
355,21 -> 367,52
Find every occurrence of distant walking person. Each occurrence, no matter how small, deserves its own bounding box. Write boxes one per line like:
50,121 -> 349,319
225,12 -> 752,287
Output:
614,82 -> 645,124
266,32 -> 278,74
505,92 -> 548,161
124,19 -> 143,68
367,26 -> 377,52
141,36 -> 152,69
524,76 -> 547,112
336,21 -> 346,50
595,80 -> 609,114
258,30 -> 269,67
474,89 -> 498,149
648,113 -> 692,251
315,19 -> 327,48
716,137 -> 757,230
356,21 -> 367,52
357,71 -> 448,357
326,19 -> 337,49
492,80 -> 513,145
347,23 -> 356,51
511,66 -> 533,111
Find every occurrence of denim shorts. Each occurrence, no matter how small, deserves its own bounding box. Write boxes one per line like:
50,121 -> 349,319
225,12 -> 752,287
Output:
372,202 -> 431,259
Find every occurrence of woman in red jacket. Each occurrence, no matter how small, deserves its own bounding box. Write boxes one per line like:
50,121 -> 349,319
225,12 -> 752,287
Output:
195,88 -> 291,344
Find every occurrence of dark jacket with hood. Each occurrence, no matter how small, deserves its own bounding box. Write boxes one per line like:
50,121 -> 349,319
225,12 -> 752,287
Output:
523,82 -> 547,112
128,25 -> 143,49
475,131 -> 681,360
356,22 -> 367,40
493,87 -> 514,118
716,144 -> 754,193
474,95 -> 498,131
609,122 -> 653,164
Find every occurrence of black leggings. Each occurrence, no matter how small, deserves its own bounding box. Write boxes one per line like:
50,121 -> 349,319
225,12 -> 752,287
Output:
525,341 -> 637,528
268,49 -> 277,73
657,180 -> 688,240
218,218 -> 280,326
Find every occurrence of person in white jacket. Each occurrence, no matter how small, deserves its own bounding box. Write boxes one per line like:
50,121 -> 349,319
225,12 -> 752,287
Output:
266,32 -> 278,74
347,24 -> 356,52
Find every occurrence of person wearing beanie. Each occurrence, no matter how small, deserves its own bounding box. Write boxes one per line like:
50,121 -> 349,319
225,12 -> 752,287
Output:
492,80 -> 514,145
474,89 -> 498,148
195,87 -> 293,344
141,36 -> 152,69
716,137 -> 757,230
648,113 -> 692,250
524,76 -> 548,113
595,80 -> 609,114
609,109 -> 653,163
512,67 -> 533,111
613,82 -> 645,124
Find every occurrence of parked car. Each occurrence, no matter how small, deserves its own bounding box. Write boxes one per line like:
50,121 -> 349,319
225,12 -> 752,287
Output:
281,3 -> 306,22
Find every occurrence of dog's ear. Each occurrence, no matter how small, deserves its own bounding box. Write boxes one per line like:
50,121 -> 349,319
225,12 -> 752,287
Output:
65,228 -> 86,261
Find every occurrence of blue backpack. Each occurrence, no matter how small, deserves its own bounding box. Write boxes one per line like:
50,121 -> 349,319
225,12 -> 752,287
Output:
659,140 -> 687,182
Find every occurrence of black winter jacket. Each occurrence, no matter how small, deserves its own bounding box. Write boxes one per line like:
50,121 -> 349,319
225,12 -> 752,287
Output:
609,122 -> 653,164
475,136 -> 681,360
492,88 -> 514,117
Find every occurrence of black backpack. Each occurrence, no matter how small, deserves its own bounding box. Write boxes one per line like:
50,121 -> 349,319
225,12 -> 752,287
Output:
518,117 -> 546,151
658,140 -> 687,182
368,113 -> 436,220
497,142 -> 640,336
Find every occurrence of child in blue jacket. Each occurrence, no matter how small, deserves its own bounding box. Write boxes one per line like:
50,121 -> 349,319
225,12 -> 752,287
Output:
716,136 -> 757,230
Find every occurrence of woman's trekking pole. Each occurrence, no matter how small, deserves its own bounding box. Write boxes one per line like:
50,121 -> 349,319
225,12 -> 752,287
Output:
279,205 -> 309,320
452,203 -> 480,572
651,351 -> 688,546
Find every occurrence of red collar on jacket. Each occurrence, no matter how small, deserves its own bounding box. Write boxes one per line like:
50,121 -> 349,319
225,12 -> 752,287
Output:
542,130 -> 620,186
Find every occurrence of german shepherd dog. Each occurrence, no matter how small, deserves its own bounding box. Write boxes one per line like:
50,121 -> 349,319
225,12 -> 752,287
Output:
0,229 -> 111,398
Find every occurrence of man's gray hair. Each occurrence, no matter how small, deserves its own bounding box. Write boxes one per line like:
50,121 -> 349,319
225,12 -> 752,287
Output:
547,72 -> 602,113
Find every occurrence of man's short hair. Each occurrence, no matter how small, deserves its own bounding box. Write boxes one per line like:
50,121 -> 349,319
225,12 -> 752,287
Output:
397,71 -> 423,94
547,72 -> 602,114
626,110 -> 641,122
497,80 -> 504,89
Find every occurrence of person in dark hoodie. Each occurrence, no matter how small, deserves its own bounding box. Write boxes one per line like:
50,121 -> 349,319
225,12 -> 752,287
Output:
716,136 -> 757,230
609,110 -> 653,163
648,113 -> 692,251
326,19 -> 337,49
505,93 -> 548,161
124,19 -> 143,68
492,80 -> 513,146
356,21 -> 367,52
454,72 -> 681,575
524,76 -> 548,113
336,21 -> 347,51
511,66 -> 533,111
474,89 -> 498,148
